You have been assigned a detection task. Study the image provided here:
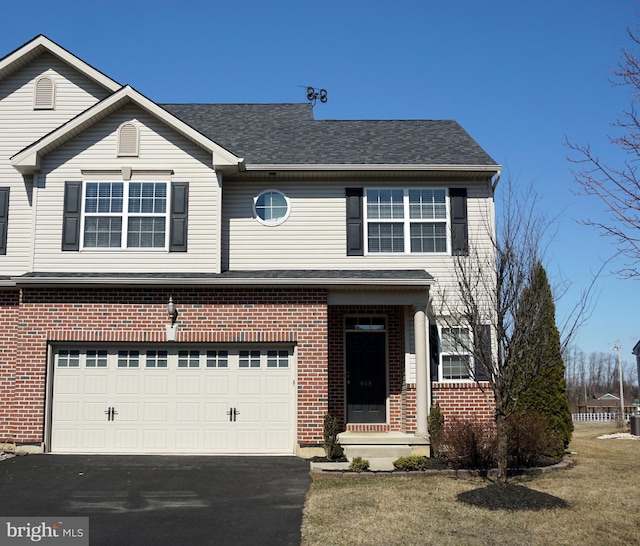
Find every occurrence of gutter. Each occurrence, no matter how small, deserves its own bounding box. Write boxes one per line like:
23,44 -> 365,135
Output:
244,163 -> 502,173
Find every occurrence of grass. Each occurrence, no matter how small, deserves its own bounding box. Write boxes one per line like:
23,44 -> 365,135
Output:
301,422 -> 640,546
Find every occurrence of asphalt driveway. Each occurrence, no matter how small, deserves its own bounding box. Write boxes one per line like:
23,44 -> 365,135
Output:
0,454 -> 311,545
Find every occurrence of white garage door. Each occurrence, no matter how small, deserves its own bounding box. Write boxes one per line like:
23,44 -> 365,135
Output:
50,346 -> 295,454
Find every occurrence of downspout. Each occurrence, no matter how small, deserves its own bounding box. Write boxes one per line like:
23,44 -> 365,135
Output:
491,168 -> 502,192
29,173 -> 38,272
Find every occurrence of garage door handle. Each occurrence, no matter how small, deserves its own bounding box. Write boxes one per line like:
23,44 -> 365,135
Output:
226,407 -> 240,422
104,407 -> 119,421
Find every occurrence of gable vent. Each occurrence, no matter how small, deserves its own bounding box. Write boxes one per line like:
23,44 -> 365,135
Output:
117,122 -> 139,157
34,76 -> 55,110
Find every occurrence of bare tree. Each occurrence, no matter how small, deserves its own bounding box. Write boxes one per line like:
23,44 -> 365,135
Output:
437,181 -> 550,484
566,22 -> 640,278
564,344 -> 638,411
438,180 -> 589,484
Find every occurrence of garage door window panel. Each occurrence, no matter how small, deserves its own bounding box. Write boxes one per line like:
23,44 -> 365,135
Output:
57,350 -> 80,367
206,350 -> 229,368
86,350 -> 108,367
239,350 -> 261,368
267,350 -> 289,368
178,350 -> 200,368
146,350 -> 168,368
118,350 -> 140,368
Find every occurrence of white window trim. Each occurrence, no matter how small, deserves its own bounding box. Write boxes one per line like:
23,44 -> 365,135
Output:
80,179 -> 171,251
439,325 -> 475,382
363,187 -> 450,255
253,189 -> 291,226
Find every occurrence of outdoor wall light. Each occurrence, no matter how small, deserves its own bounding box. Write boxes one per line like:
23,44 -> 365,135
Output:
167,296 -> 178,325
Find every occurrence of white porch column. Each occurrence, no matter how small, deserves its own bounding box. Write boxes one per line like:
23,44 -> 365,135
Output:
413,305 -> 430,436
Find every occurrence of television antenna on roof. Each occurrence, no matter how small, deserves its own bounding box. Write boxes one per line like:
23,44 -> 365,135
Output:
302,86 -> 328,106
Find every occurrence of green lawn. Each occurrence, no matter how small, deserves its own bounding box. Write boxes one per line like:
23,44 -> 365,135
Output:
302,422 -> 640,546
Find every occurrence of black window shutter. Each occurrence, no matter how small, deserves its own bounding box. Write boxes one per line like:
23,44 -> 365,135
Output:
62,181 -> 82,251
450,188 -> 468,256
0,188 -> 9,255
346,188 -> 363,256
170,182 -> 189,252
429,324 -> 440,382
473,324 -> 491,381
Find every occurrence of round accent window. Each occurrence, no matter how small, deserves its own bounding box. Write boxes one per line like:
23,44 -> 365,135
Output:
254,190 -> 290,226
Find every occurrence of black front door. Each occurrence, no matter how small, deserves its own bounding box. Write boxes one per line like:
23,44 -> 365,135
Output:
346,331 -> 386,423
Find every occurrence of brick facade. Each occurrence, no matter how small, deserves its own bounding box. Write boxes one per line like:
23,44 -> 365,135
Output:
432,381 -> 495,422
1,286 -> 329,446
0,286 -> 494,450
0,289 -> 20,445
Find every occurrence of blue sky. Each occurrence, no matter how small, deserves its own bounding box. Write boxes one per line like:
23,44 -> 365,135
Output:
1,1 -> 638,369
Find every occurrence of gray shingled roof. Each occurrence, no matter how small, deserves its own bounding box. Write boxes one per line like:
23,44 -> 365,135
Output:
15,269 -> 433,286
160,103 -> 497,167
17,270 -> 433,282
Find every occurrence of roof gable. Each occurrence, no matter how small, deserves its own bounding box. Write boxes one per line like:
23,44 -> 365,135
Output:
0,35 -> 120,92
2,37 -> 499,176
598,393 -> 620,400
11,86 -> 243,175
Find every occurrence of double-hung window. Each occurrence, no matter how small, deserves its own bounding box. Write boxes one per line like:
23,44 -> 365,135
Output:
82,181 -> 168,249
440,327 -> 472,381
365,188 -> 448,254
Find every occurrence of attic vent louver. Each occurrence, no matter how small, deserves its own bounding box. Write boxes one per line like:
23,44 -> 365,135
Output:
34,76 -> 55,110
117,122 -> 139,157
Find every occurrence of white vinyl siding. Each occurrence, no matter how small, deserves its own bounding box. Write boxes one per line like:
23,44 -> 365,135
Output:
32,105 -> 221,273
224,180 -> 495,275
0,53 -> 110,275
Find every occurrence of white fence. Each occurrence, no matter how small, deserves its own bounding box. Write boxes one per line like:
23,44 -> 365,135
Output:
572,412 -> 635,422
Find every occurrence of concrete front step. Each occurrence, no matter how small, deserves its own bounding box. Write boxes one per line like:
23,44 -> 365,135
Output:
338,431 -> 430,461
343,444 -> 413,460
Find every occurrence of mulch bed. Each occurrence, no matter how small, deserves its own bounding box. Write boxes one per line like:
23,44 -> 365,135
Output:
312,455 -> 572,477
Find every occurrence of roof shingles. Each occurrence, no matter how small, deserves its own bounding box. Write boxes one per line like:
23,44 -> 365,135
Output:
161,103 -> 497,167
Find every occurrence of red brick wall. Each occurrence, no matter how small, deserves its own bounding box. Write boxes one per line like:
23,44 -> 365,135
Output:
432,382 -> 495,422
1,285 -> 497,448
2,287 -> 329,446
0,289 -> 20,444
